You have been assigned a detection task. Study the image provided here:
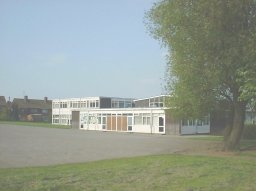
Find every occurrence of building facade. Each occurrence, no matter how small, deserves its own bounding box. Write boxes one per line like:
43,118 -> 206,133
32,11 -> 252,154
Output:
52,95 -> 210,135
52,97 -> 134,125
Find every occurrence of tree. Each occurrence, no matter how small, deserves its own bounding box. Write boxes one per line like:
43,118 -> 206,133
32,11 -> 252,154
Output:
0,106 -> 9,121
146,0 -> 256,150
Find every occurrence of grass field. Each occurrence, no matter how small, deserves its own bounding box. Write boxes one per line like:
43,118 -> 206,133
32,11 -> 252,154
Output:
0,120 -> 70,129
0,153 -> 256,191
189,135 -> 256,150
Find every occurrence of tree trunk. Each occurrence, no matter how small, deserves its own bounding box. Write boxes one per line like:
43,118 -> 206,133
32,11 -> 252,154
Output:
224,101 -> 246,150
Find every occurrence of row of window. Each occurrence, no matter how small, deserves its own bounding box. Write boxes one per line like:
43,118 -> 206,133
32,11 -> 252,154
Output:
79,113 -> 164,126
182,117 -> 210,126
19,108 -> 49,114
53,100 -> 100,109
149,96 -> 165,108
52,114 -> 71,125
53,113 -> 165,128
80,113 -> 133,125
111,100 -> 133,108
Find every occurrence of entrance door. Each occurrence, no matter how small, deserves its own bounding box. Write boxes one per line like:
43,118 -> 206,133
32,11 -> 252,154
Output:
159,117 -> 164,133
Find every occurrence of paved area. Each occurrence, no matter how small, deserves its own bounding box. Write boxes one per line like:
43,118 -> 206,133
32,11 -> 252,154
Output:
0,124 -> 214,168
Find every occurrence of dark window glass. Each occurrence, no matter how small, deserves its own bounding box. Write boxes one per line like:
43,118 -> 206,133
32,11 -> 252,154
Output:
159,117 -> 164,126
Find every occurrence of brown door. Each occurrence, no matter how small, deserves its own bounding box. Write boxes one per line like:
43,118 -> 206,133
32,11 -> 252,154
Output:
117,116 -> 122,131
121,116 -> 128,131
111,116 -> 116,131
71,111 -> 80,129
107,116 -> 112,130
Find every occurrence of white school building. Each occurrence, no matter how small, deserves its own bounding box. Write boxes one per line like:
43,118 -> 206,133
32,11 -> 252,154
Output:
52,95 -> 210,135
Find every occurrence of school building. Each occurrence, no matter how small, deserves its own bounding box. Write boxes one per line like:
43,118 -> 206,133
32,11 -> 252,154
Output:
52,95 -> 210,135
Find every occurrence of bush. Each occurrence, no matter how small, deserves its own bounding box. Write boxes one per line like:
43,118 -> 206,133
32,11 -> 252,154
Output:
243,124 -> 256,140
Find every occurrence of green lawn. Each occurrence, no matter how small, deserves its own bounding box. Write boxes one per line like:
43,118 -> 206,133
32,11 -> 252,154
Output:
1,154 -> 255,191
188,135 -> 256,150
0,121 -> 71,129
188,135 -> 224,141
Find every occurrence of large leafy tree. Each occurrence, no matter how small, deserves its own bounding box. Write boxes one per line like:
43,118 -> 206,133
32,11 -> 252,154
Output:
146,0 -> 256,150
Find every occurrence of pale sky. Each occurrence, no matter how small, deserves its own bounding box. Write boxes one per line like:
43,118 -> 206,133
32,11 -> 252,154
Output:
0,0 -> 166,100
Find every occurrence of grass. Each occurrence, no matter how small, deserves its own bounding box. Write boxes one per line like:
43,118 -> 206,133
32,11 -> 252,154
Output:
188,135 -> 256,150
0,120 -> 71,129
187,135 -> 224,142
0,154 -> 256,191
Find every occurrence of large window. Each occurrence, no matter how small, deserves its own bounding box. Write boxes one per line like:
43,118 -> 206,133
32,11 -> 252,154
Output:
111,101 -> 119,108
149,96 -> 165,108
119,101 -> 125,108
124,102 -> 132,108
134,114 -> 151,125
111,99 -> 133,108
71,102 -> 79,108
60,102 -> 67,108
143,116 -> 151,125
80,101 -> 87,108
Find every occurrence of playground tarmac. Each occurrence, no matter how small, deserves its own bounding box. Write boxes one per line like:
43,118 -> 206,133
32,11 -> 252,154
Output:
0,124 -> 216,168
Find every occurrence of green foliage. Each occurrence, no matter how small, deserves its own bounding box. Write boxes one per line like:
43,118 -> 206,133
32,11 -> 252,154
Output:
0,107 -> 9,121
146,0 -> 256,150
243,124 -> 256,140
1,154 -> 256,191
146,0 -> 256,118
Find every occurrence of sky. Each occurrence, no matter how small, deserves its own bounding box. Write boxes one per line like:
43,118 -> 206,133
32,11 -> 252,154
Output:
0,0 -> 167,100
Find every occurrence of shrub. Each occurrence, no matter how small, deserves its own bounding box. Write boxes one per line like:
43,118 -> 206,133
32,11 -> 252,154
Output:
243,124 -> 256,140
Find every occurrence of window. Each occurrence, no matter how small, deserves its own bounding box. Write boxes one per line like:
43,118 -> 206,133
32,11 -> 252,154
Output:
143,116 -> 150,125
128,116 -> 133,131
81,102 -> 87,108
134,115 -> 142,125
53,119 -> 59,123
102,116 -> 106,129
197,120 -> 202,126
72,102 -> 78,108
60,102 -> 67,108
188,120 -> 194,126
204,116 -> 210,125
98,116 -> 101,124
111,101 -> 118,108
30,108 -> 38,113
124,102 -> 132,108
42,109 -> 48,114
182,120 -> 188,126
159,117 -> 164,132
53,103 -> 60,108
159,117 -> 164,126
119,101 -> 125,108
96,100 -> 99,108
90,101 -> 96,108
